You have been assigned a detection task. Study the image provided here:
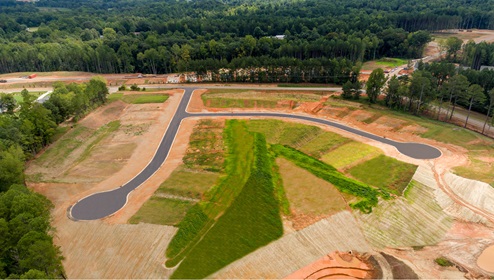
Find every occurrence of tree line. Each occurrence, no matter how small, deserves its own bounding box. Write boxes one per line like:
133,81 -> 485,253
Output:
0,77 -> 109,278
2,0 -> 483,78
344,62 -> 494,133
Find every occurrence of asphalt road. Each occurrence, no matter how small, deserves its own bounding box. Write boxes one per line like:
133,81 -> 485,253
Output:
70,88 -> 442,220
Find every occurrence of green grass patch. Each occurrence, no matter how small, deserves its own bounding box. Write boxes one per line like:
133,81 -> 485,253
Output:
128,197 -> 194,226
299,131 -> 351,158
246,119 -> 350,155
322,141 -> 382,169
166,120 -> 256,263
11,91 -> 45,103
108,93 -> 169,104
107,93 -> 124,102
403,180 -> 415,199
50,126 -> 70,142
362,114 -> 382,124
170,132 -> 283,279
156,167 -> 220,200
435,257 -> 454,267
375,58 -> 408,68
247,119 -> 338,149
348,155 -> 417,195
271,144 -> 390,213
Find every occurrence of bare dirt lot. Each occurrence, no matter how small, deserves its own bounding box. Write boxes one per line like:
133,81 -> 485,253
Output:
27,90 -> 194,278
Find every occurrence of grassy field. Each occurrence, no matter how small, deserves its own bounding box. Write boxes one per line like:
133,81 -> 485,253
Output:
348,155 -> 418,195
129,165 -> 220,224
362,58 -> 408,71
202,89 -> 326,108
277,158 -> 347,217
322,141 -> 382,169
128,197 -> 194,225
9,91 -> 45,103
170,131 -> 283,279
155,167 -> 220,199
108,93 -> 169,104
183,119 -> 225,172
375,58 -> 408,68
246,119 -> 349,157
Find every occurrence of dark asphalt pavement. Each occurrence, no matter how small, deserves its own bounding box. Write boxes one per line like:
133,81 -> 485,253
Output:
70,88 -> 441,220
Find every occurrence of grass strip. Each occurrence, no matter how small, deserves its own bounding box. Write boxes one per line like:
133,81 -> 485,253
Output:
170,132 -> 283,279
128,197 -> 194,226
165,120 -> 255,263
108,93 -> 169,104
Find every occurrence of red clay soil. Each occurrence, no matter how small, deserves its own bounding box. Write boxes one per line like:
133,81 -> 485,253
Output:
285,251 -> 374,279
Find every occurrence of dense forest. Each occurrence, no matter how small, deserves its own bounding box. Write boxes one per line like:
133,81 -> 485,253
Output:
0,0 -> 493,79
0,78 -> 109,278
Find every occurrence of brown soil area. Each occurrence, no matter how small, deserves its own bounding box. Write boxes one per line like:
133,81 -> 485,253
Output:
285,251 -> 374,279
477,245 -> 494,273
79,100 -> 127,129
382,221 -> 494,279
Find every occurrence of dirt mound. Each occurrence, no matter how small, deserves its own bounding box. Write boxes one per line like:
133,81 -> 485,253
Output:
285,251 -> 375,279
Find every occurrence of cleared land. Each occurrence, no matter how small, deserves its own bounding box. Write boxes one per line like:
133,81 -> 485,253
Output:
57,221 -> 177,279
356,179 -> 453,248
277,158 -> 348,229
26,90 -> 185,278
19,83 -> 494,279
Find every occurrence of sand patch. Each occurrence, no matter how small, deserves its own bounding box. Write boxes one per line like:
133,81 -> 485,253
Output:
478,245 -> 494,273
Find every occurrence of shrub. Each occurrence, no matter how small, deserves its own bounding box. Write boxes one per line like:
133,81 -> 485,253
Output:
130,83 -> 140,91
435,257 -> 454,267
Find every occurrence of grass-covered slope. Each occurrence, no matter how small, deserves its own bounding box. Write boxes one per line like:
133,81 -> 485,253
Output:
170,130 -> 283,279
166,120 -> 283,279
